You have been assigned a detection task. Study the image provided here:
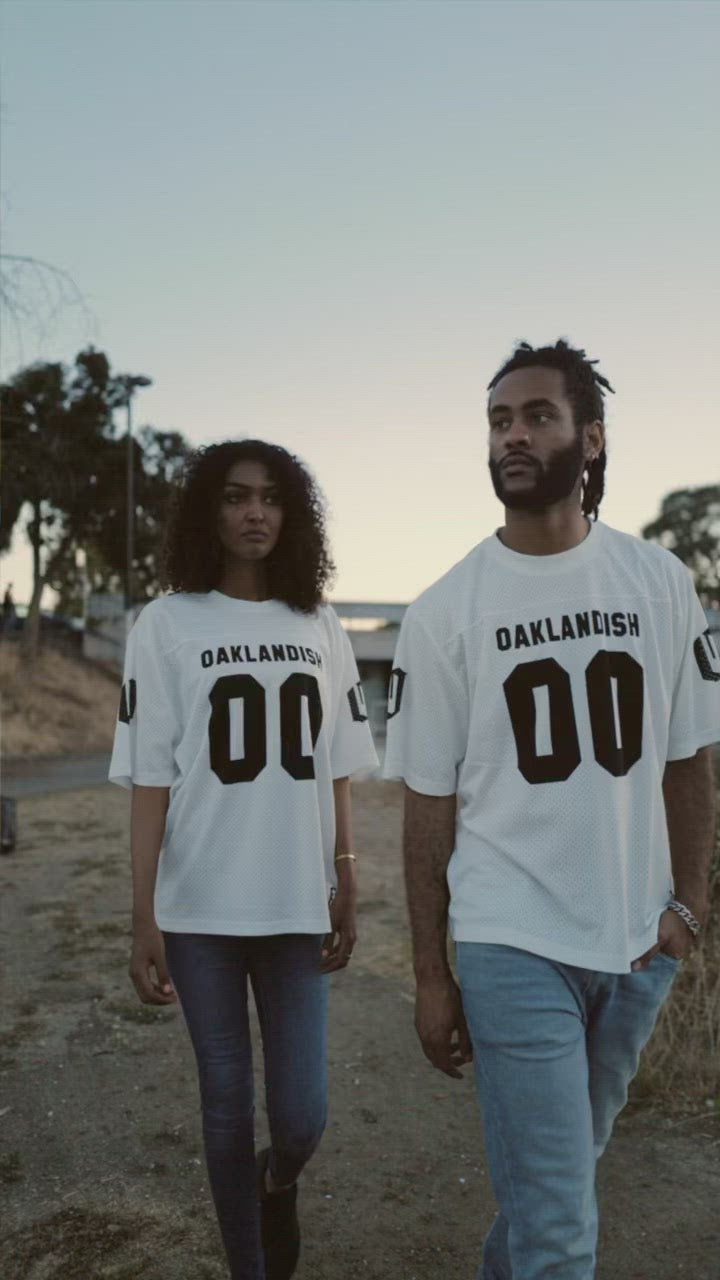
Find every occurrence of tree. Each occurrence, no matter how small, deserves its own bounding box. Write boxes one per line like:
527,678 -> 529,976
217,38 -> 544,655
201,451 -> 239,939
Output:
0,253 -> 95,370
1,349 -> 188,658
1,351 -> 110,657
50,422 -> 189,606
642,486 -> 720,609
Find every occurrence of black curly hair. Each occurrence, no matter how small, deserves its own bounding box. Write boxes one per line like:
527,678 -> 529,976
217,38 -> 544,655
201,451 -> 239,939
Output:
161,440 -> 335,612
488,339 -> 615,520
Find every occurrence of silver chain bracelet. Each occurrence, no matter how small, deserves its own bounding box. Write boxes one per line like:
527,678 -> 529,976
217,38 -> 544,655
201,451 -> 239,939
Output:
666,898 -> 701,938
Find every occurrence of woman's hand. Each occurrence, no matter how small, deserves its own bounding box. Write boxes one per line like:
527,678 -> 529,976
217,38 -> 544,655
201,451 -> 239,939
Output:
129,920 -> 177,1004
321,862 -> 357,973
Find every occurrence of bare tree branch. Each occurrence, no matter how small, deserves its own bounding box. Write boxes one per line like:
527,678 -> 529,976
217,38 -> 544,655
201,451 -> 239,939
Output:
0,253 -> 97,366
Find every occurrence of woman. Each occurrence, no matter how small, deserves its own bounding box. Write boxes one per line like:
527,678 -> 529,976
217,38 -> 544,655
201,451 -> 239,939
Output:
110,440 -> 377,1280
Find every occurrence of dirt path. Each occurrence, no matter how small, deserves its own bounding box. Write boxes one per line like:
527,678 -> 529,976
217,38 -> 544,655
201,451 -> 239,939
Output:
2,753 -> 112,798
1,782 -> 718,1279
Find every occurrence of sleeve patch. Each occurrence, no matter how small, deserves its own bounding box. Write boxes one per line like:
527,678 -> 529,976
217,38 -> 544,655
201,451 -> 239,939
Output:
118,679 -> 137,724
694,630 -> 720,683
347,681 -> 368,724
386,667 -> 407,720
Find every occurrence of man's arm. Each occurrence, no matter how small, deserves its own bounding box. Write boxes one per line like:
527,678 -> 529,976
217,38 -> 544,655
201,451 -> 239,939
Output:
633,746 -> 716,968
403,785 -> 472,1078
663,745 -> 716,926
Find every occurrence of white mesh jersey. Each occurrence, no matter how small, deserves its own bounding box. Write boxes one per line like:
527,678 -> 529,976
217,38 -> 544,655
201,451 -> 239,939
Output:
110,592 -> 378,935
384,522 -> 720,973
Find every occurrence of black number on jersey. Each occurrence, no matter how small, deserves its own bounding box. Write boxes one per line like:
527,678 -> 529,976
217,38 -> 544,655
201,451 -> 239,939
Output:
209,675 -> 267,783
585,650 -> 643,776
208,674 -> 323,785
503,659 -> 580,783
118,679 -> 137,725
386,667 -> 406,720
694,629 -> 720,683
280,673 -> 323,780
504,650 -> 644,784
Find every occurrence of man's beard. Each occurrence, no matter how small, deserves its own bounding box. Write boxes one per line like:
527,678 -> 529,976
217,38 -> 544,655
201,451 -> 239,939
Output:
488,435 -> 585,511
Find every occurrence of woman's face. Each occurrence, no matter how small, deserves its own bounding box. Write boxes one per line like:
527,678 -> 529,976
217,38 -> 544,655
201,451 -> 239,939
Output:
216,460 -> 284,564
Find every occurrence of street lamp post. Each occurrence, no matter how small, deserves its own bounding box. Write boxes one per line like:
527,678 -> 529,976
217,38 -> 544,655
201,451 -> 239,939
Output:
121,374 -> 152,618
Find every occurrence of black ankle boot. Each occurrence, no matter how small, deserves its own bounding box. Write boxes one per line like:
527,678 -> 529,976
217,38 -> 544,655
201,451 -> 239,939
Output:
256,1147 -> 300,1280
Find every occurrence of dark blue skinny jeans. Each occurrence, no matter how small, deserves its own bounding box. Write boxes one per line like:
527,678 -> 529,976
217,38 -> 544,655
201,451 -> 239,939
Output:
164,932 -> 328,1280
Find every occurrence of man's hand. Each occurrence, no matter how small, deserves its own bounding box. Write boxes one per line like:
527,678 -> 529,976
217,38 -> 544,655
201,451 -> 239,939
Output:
631,908 -> 696,971
321,868 -> 357,973
129,922 -> 177,1004
415,974 -> 473,1078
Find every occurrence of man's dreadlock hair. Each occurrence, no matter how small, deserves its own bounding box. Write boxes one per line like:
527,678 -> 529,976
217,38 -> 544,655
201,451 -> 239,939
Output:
487,339 -> 615,520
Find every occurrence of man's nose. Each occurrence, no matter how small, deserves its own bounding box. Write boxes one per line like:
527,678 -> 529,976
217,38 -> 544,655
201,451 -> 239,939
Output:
504,419 -> 530,448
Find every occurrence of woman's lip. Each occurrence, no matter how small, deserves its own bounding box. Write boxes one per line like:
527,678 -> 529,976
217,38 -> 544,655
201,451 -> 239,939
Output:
240,531 -> 269,540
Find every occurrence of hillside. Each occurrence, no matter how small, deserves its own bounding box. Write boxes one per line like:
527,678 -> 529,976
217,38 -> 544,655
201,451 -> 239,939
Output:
0,642 -> 120,759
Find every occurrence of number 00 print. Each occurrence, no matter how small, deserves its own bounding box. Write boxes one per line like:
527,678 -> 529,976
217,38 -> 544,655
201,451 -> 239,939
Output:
503,650 -> 644,784
208,673 -> 323,784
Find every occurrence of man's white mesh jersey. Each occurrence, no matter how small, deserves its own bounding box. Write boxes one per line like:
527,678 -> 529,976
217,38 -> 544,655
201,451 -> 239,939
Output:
110,592 -> 378,935
384,521 -> 720,973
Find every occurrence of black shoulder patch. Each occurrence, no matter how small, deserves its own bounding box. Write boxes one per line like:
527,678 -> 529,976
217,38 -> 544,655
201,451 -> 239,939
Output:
347,681 -> 368,723
119,679 -> 137,724
386,667 -> 407,720
694,630 -> 720,683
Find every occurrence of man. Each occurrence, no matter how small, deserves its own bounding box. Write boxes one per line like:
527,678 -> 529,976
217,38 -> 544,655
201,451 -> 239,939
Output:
383,340 -> 719,1280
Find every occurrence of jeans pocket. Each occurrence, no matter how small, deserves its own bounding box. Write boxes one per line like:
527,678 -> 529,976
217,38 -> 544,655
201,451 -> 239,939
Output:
655,949 -> 682,968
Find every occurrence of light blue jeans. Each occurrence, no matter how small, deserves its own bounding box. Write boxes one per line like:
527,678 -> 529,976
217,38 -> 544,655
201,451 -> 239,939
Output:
456,943 -> 680,1280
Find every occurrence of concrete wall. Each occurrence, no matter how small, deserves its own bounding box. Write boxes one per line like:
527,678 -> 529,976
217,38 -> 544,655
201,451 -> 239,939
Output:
83,593 -> 137,672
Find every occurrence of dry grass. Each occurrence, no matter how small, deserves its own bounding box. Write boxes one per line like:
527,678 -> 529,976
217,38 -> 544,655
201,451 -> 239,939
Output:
0,641 -> 119,758
635,820 -> 720,1108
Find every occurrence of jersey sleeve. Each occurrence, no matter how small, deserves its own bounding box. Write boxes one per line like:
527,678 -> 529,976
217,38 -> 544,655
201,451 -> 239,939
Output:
383,608 -> 468,795
327,611 -> 379,778
666,567 -> 720,761
109,603 -> 181,789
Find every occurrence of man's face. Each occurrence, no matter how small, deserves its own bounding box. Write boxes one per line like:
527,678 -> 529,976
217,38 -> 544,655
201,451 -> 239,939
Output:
487,366 -> 595,511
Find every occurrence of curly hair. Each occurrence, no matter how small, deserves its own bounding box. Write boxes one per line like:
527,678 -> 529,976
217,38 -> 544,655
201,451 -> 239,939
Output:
487,339 -> 615,520
161,440 -> 335,612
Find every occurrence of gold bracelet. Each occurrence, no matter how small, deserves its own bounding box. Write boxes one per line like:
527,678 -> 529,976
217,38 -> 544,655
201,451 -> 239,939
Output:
334,853 -> 357,864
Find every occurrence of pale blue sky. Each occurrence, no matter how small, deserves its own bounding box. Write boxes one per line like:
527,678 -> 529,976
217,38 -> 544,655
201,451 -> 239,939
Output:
2,0 -> 719,604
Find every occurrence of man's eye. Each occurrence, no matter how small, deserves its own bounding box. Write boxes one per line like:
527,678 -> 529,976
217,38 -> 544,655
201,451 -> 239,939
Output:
533,412 -> 551,425
264,493 -> 280,505
491,419 -> 509,431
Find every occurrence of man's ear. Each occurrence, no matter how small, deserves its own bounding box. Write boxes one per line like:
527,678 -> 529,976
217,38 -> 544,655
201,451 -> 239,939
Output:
584,419 -> 605,462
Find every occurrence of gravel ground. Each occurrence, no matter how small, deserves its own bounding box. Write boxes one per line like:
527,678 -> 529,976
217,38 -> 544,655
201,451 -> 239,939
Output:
1,781 -> 718,1279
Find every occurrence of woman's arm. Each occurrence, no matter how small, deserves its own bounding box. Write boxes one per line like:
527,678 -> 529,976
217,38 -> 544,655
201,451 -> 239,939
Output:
321,776 -> 357,972
131,784 -> 169,925
128,784 -> 176,1004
